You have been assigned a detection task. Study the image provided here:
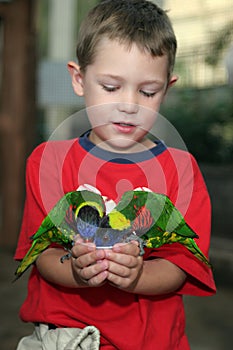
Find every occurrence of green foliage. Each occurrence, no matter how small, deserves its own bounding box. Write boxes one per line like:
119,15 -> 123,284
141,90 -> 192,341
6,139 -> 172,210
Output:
161,86 -> 233,164
205,21 -> 233,66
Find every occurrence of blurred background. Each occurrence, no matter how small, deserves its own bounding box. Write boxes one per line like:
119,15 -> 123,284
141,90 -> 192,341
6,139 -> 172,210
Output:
0,0 -> 232,349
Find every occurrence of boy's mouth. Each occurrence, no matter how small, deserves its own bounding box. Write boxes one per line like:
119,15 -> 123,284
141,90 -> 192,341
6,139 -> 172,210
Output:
113,122 -> 137,133
114,122 -> 135,127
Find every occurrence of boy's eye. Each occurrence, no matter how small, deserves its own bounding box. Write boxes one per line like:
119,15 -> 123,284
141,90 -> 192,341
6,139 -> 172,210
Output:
102,84 -> 118,92
140,90 -> 156,98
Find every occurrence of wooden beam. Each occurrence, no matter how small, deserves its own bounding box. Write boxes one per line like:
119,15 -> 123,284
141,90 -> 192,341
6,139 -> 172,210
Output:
0,0 -> 36,248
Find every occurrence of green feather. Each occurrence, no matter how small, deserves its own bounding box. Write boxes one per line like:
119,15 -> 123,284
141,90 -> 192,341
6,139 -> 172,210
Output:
113,190 -> 210,266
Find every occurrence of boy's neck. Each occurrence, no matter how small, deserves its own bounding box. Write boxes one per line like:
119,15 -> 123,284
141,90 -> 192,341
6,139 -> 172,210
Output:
88,131 -> 156,154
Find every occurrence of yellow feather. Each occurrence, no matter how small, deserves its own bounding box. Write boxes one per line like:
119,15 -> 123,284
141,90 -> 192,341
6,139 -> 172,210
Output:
108,211 -> 131,230
74,201 -> 104,218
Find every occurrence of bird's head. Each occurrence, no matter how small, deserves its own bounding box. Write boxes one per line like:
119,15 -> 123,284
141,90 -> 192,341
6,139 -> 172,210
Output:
94,211 -> 131,248
107,210 -> 131,230
76,205 -> 101,242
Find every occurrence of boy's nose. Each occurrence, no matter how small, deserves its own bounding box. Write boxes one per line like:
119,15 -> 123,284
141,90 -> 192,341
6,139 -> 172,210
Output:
118,92 -> 139,114
118,102 -> 139,114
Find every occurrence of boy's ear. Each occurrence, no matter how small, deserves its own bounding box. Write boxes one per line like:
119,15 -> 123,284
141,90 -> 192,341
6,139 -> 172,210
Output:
162,75 -> 178,103
67,61 -> 84,96
167,74 -> 179,89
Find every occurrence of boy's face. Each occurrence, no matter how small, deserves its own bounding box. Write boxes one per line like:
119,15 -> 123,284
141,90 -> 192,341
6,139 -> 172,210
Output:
69,38 -> 177,153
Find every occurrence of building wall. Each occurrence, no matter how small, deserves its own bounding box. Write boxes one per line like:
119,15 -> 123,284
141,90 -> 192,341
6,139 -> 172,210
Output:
163,0 -> 233,86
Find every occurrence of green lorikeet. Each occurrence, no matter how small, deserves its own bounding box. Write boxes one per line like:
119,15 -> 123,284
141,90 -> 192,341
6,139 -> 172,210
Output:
14,190 -> 105,280
94,190 -> 210,266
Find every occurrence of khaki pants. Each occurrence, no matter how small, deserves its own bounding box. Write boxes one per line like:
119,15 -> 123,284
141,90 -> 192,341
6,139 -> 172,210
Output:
16,323 -> 100,350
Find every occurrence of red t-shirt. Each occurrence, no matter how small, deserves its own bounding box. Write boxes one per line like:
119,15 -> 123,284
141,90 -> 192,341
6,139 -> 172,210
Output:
15,135 -> 216,350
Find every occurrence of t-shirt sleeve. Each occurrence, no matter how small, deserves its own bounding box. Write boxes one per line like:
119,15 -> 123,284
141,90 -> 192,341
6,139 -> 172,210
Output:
144,153 -> 216,296
14,142 -> 66,260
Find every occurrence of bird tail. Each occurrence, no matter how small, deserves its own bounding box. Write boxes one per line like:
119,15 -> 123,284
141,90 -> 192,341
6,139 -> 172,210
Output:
185,238 -> 211,267
13,239 -> 51,281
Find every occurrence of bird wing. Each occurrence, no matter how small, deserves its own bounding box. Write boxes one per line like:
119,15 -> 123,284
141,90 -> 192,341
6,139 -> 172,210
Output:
111,190 -> 198,246
31,190 -> 106,240
141,192 -> 198,239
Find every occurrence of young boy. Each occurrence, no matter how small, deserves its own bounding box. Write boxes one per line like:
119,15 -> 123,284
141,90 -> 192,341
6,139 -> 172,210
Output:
15,1 -> 216,349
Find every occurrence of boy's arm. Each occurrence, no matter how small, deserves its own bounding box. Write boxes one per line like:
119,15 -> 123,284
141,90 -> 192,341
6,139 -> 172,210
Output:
36,243 -> 186,296
102,243 -> 187,295
35,246 -> 109,288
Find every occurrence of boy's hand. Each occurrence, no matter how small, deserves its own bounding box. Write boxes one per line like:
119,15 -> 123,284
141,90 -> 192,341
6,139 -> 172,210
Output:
71,243 -> 108,287
71,241 -> 143,291
105,241 -> 143,292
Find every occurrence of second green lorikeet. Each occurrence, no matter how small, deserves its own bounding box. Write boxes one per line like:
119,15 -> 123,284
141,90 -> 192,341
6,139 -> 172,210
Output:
94,190 -> 210,266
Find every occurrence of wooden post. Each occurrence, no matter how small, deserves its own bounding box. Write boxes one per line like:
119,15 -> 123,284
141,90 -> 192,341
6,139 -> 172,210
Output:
0,0 -> 36,248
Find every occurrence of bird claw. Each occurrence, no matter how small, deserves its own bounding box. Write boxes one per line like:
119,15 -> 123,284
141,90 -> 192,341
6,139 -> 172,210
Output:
60,250 -> 72,263
125,233 -> 145,256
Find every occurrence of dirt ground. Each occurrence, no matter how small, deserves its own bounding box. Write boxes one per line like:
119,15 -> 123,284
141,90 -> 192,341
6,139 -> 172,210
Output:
0,247 -> 232,350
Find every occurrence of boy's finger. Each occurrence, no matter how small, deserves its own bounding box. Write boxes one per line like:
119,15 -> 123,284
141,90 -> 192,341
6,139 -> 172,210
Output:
72,242 -> 96,255
112,241 -> 140,256
73,248 -> 106,268
106,251 -> 142,268
78,260 -> 109,281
